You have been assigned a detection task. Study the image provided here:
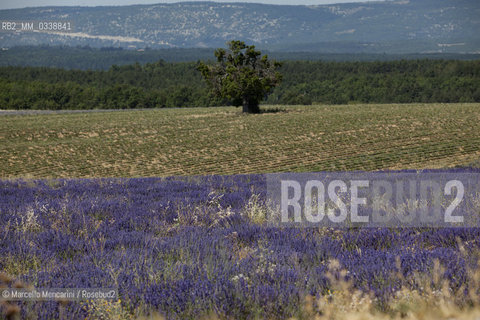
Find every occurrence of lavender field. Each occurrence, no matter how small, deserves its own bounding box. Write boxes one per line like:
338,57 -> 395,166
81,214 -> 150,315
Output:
2,173 -> 480,319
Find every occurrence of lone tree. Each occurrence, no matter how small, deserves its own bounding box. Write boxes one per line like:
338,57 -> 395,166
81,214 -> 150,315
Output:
197,40 -> 282,114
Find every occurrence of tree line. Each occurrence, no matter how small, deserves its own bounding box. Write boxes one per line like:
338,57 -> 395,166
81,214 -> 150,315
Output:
0,59 -> 479,110
2,46 -> 479,70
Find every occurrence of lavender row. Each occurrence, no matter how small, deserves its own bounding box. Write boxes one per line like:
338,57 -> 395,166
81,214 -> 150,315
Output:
1,173 -> 480,319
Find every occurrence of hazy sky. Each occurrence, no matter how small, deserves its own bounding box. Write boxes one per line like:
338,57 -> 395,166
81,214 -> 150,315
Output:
0,0 -> 384,10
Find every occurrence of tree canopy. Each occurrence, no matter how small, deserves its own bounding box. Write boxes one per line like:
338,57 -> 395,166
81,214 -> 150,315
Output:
1,58 -> 479,110
197,40 -> 282,113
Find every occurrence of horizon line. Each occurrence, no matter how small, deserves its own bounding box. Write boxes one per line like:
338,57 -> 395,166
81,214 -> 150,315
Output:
0,0 -> 389,10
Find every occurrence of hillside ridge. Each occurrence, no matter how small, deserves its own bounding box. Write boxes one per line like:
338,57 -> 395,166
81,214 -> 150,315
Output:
0,0 -> 479,53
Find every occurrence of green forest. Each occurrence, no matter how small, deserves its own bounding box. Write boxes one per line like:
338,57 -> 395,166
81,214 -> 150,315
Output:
2,46 -> 479,69
1,59 -> 479,109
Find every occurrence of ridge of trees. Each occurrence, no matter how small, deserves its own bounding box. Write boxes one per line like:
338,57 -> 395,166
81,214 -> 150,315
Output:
2,46 -> 480,70
0,59 -> 479,110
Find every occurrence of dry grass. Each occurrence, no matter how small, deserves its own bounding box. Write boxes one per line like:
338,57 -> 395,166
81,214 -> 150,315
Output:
291,258 -> 480,320
1,103 -> 480,178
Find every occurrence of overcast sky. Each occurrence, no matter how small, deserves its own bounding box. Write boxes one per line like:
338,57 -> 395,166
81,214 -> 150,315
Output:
0,0 -> 384,10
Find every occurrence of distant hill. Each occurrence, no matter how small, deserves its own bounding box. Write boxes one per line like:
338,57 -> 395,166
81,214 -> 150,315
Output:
1,0 -> 479,53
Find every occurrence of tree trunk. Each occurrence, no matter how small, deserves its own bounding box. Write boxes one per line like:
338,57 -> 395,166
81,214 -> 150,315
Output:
242,99 -> 260,114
